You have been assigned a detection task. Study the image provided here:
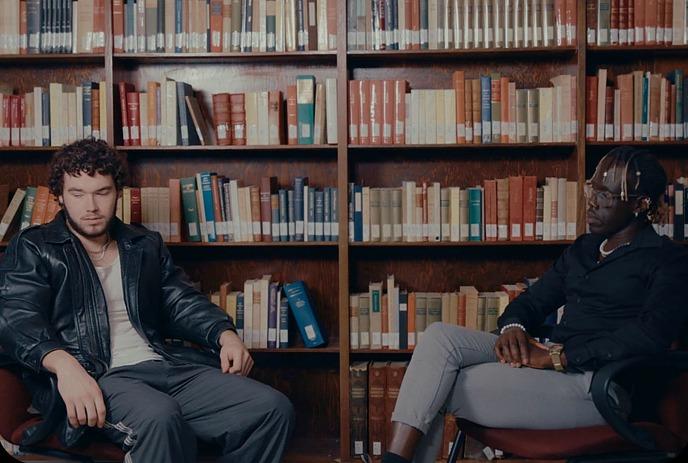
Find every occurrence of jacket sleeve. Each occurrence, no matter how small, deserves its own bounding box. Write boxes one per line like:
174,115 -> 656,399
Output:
0,233 -> 66,373
497,244 -> 570,334
564,251 -> 688,370
156,234 -> 236,350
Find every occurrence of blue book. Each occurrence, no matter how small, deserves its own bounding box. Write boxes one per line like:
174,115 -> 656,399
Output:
41,90 -> 50,146
236,292 -> 245,341
330,187 -> 338,242
307,187 -> 316,241
197,172 -> 217,242
399,290 -> 408,350
671,70 -> 683,139
315,190 -> 324,241
468,187 -> 483,241
267,282 -> 279,349
323,187 -> 331,241
294,177 -> 307,241
480,75 -> 492,143
278,189 -> 288,241
353,184 -> 363,242
284,281 -> 326,348
279,296 -> 289,349
642,74 -> 649,141
82,82 -> 92,139
175,0 -> 183,52
287,189 -> 295,241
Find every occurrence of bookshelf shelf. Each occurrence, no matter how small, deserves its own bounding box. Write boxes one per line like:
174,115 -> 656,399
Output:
113,51 -> 337,65
587,141 -> 688,147
165,241 -> 337,248
349,241 -> 574,248
350,349 -> 414,355
0,147 -> 60,152
250,346 -> 340,354
348,142 -> 577,150
587,45 -> 688,55
347,46 -> 578,63
119,144 -> 337,153
0,53 -> 105,63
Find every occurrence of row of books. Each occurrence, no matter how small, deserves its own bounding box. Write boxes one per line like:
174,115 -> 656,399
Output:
347,0 -> 578,51
0,0 -> 106,55
587,0 -> 688,46
348,177 -> 578,243
115,176 -> 338,243
348,73 -> 577,146
0,186 -> 59,241
0,83 -> 108,147
586,69 -> 688,142
349,275 -> 527,350
208,278 -> 325,349
349,361 -> 495,460
652,178 -> 688,240
211,76 -> 338,146
113,0 -> 337,54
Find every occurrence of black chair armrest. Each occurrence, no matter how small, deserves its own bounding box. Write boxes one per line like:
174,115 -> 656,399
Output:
590,351 -> 688,451
20,375 -> 63,446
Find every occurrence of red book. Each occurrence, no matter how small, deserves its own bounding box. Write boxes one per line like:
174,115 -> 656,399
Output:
210,0 -> 224,52
508,176 -> 524,241
604,86 -> 614,140
212,93 -> 232,145
286,85 -> 298,145
370,80 -> 383,145
368,362 -> 387,458
358,80 -> 371,145
93,0 -> 106,53
19,95 -> 26,147
130,187 -> 142,224
410,0 -> 420,49
20,0 -> 27,54
394,80 -> 406,144
523,176 -> 537,241
565,0 -> 577,45
230,93 -> 246,145
585,76 -> 598,141
126,92 -> 141,146
348,80 -> 360,144
9,95 -> 20,147
382,80 -> 394,145
118,82 -> 135,146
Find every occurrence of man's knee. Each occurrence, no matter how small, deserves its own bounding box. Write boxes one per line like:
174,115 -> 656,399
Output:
264,388 -> 295,428
141,398 -> 186,432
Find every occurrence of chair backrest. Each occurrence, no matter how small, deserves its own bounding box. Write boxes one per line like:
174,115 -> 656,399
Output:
658,325 -> 688,444
0,367 -> 33,444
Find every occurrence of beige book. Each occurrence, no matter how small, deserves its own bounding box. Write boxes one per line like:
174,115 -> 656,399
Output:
538,87 -> 553,142
259,275 -> 271,348
516,88 -> 527,142
566,180 -> 577,239
245,92 -> 258,145
0,189 -> 26,241
496,178 -> 509,240
257,91 -> 270,145
160,187 -> 172,240
49,83 -> 63,146
596,69 -> 607,141
426,90 -> 437,144
391,188 -> 403,241
370,188 -> 381,242
362,186 -> 371,242
164,80 -> 177,145
258,0 -> 268,52
449,187 -> 461,241
313,83 -> 325,144
410,90 -> 420,144
473,0 -> 482,47
316,0 -> 328,50
66,90 -> 76,144
369,282 -> 384,349
632,71 -> 644,140
139,92 -> 149,146
431,182 -> 441,241
380,188 -> 392,242
614,88 -> 621,141
444,89 -> 456,143
436,90 -> 446,144
550,75 -> 571,142
227,291 -> 240,322
557,177 -> 566,239
405,94 -> 411,144
325,78 -> 337,144
459,286 -> 479,330
429,0 -> 439,48
531,0 -> 541,46
122,187 -> 131,224
441,187 -> 450,241
526,88 -> 539,142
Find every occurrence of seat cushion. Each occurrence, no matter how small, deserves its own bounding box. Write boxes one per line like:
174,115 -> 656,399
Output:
457,419 -> 685,459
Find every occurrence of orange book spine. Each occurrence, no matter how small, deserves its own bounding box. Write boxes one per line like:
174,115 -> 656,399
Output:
407,292 -> 416,348
382,80 -> 395,145
585,76 -> 598,141
113,0 -> 125,52
210,0 -> 224,52
453,71 -> 466,143
394,80 -> 406,144
349,80 -> 361,144
500,77 -> 510,143
286,85 -> 298,145
20,0 -> 28,54
93,0 -> 106,53
370,80 -> 383,145
359,80 -> 371,145
212,93 -> 232,145
44,195 -> 60,223
464,79 -> 473,143
523,176 -> 537,241
410,0 -> 420,49
230,93 -> 246,145
30,186 -> 50,226
326,0 -> 337,49
92,88 -> 101,138
508,176 -> 524,241
9,96 -> 20,147
645,0 -> 658,45
147,81 -> 159,146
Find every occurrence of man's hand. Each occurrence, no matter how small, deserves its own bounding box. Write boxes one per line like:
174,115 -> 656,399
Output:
523,339 -> 554,369
42,350 -> 106,429
494,326 -> 531,367
218,330 -> 253,376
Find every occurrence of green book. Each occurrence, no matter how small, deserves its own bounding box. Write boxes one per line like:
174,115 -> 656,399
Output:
296,75 -> 315,144
468,187 -> 483,241
180,177 -> 201,242
19,186 -> 37,230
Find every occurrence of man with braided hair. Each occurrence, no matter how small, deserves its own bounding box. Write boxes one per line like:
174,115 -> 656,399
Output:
378,146 -> 688,463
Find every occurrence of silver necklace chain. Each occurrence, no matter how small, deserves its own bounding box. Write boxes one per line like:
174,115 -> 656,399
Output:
86,235 -> 112,262
599,238 -> 630,258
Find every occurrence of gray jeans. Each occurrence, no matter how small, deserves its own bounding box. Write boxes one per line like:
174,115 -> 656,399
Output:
94,358 -> 294,463
391,323 -> 612,463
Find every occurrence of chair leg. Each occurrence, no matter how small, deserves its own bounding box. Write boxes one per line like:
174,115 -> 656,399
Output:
447,429 -> 465,463
567,450 -> 679,463
18,446 -> 96,463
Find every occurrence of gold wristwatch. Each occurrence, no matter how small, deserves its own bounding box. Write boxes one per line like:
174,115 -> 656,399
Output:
548,344 -> 565,372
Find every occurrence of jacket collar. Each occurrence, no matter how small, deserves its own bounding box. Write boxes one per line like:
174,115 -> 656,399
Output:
44,211 -> 147,246
583,224 -> 663,268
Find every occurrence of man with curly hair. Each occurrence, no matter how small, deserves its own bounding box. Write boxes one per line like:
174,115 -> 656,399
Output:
0,139 -> 294,463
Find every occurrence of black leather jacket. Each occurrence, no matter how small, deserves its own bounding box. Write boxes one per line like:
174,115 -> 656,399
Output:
0,212 -> 236,447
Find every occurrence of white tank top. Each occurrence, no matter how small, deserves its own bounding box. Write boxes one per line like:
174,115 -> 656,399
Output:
94,255 -> 162,369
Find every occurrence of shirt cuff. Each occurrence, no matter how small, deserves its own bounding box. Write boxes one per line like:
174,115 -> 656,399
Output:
562,342 -> 594,369
30,340 -> 66,374
208,320 -> 237,350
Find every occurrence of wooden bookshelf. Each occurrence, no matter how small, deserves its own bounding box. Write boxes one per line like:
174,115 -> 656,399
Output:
1,2 -> 687,462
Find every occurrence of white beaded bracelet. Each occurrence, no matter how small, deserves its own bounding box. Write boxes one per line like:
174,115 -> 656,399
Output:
500,323 -> 527,335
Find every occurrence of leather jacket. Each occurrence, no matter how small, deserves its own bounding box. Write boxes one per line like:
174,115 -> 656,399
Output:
0,211 -> 236,447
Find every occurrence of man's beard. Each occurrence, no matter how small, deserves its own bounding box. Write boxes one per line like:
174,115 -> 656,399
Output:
62,204 -> 114,239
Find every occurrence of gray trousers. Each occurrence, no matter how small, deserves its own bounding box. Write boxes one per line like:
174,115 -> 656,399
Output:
391,323 -> 611,463
94,358 -> 294,463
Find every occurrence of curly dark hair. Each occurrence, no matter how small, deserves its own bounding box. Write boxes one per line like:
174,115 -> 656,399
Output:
48,139 -> 129,197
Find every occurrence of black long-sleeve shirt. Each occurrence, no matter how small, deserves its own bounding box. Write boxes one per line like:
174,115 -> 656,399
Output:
497,225 -> 688,371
